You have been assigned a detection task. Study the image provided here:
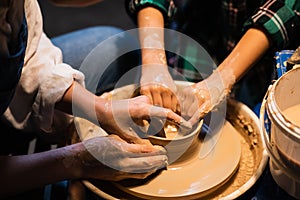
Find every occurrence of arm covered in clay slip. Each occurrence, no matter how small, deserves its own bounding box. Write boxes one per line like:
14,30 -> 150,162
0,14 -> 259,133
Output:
137,7 -> 179,112
0,134 -> 169,197
1,77 -> 186,197
217,28 -> 270,85
56,81 -> 189,143
180,0 -> 300,123
180,28 -> 270,123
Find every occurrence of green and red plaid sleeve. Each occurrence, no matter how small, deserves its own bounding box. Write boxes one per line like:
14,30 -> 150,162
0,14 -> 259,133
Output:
125,0 -> 177,24
244,0 -> 300,49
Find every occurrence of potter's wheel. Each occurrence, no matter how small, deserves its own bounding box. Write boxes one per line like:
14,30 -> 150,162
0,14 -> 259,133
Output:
74,118 -> 241,199
72,81 -> 268,199
73,98 -> 268,199
113,121 -> 241,199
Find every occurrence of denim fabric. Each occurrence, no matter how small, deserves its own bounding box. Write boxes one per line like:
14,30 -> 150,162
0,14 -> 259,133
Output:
51,26 -> 141,95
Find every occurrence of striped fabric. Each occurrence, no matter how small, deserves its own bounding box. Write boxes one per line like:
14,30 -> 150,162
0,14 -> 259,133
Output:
125,0 -> 300,107
126,0 -> 177,24
244,0 -> 300,49
125,0 -> 300,72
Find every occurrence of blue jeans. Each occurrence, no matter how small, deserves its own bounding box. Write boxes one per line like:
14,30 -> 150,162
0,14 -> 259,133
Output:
52,26 -> 140,95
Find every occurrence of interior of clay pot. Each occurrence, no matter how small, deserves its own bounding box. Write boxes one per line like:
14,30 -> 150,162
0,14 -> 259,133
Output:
147,119 -> 203,164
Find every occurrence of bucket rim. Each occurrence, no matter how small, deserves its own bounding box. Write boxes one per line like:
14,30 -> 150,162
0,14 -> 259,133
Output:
266,72 -> 300,141
260,93 -> 300,182
267,94 -> 300,141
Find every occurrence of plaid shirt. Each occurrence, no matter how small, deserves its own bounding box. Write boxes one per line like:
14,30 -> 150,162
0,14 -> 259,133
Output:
126,0 -> 300,81
127,0 -> 300,51
244,0 -> 300,49
126,0 -> 177,24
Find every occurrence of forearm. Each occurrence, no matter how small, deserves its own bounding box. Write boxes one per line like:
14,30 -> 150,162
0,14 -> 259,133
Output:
217,28 -> 271,89
193,28 -> 271,110
56,81 -> 106,124
138,7 -> 167,66
0,144 -> 83,197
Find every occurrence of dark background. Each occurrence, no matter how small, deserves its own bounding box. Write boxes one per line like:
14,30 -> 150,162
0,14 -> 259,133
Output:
37,0 -> 135,38
33,2 -> 299,200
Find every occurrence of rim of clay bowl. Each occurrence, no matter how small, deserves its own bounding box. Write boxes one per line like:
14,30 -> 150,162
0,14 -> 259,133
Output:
147,119 -> 203,142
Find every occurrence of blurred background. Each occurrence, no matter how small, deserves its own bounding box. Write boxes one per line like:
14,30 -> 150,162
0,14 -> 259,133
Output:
38,0 -> 135,38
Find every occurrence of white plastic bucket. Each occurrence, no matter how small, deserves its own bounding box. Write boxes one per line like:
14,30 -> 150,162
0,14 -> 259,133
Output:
260,67 -> 300,199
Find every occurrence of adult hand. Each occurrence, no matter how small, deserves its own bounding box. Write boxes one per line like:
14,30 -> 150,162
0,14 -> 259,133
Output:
96,95 -> 190,144
140,64 -> 178,112
78,135 -> 168,181
0,0 -> 25,57
0,134 -> 167,196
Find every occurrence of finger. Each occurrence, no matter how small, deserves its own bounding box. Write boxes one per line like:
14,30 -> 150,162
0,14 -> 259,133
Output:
189,101 -> 210,125
109,132 -> 149,145
183,89 -> 208,118
187,101 -> 198,117
147,104 -> 191,128
171,94 -> 178,113
149,106 -> 177,121
117,131 -> 142,144
122,155 -> 168,173
162,92 -> 172,110
126,143 -> 167,154
165,109 -> 192,129
151,90 -> 163,107
125,136 -> 151,145
189,110 -> 201,126
178,94 -> 193,116
131,137 -> 153,145
140,88 -> 153,105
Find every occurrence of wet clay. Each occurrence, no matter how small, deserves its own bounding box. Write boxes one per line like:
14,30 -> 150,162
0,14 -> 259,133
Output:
282,104 -> 300,126
276,104 -> 300,172
76,86 -> 267,199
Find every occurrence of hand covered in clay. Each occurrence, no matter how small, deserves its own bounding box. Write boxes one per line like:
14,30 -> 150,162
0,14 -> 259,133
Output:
179,69 -> 235,125
0,0 -> 25,57
140,64 -> 178,112
96,95 -> 190,144
75,135 -> 168,181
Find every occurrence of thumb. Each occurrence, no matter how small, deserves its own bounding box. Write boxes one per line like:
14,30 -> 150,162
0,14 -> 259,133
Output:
189,101 -> 211,125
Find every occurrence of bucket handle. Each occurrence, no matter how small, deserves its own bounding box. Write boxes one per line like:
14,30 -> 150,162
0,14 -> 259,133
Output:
260,85 -> 272,148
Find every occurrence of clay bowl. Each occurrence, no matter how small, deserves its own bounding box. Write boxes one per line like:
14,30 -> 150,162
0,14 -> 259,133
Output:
103,81 -> 203,164
146,119 -> 203,164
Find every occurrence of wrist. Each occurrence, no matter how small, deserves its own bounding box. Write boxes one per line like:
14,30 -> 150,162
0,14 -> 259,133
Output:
94,97 -> 111,126
196,68 -> 236,106
208,68 -> 236,94
62,143 -> 86,179
142,49 -> 167,65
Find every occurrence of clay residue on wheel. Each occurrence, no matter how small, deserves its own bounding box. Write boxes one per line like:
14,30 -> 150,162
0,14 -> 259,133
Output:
204,99 -> 265,199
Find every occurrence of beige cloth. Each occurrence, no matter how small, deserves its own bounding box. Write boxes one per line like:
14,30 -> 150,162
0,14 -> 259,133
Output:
2,0 -> 85,135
